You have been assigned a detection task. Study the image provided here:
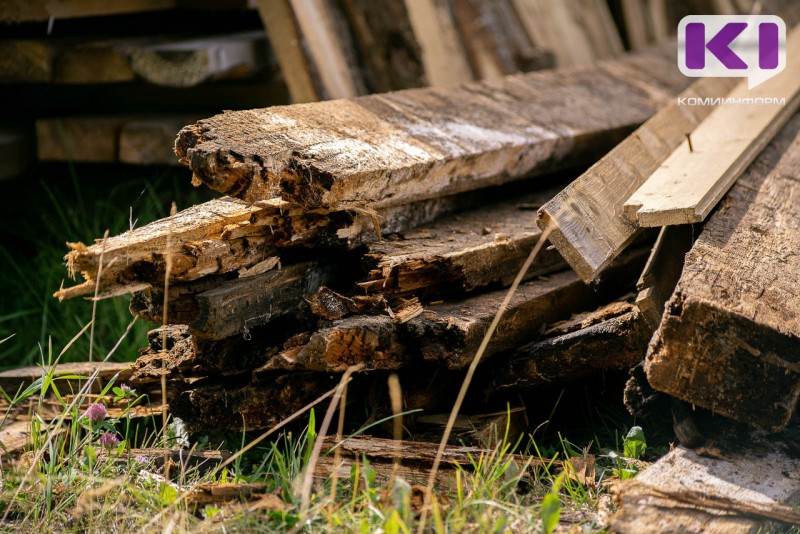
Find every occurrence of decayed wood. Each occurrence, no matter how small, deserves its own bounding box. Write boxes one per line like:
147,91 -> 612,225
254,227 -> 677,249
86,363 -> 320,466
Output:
96,447 -> 231,475
169,372 -> 337,431
359,188 -> 567,297
316,435 -> 593,490
493,300 -> 650,390
57,182 -> 517,301
624,26 -> 800,227
0,420 -> 31,458
265,248 -> 647,372
451,0 -> 554,79
0,361 -> 132,394
36,115 -> 200,164
635,225 -> 695,328
610,435 -> 800,533
403,0 -> 473,86
131,261 -> 338,340
645,114 -> 800,431
538,76 -> 739,283
340,0 -> 426,92
175,42 -> 685,210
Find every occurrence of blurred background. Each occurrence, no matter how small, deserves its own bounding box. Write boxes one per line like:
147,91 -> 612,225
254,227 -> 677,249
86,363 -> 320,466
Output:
0,0 -> 761,369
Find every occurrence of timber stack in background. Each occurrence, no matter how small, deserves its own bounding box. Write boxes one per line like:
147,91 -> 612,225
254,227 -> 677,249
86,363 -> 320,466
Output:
2,0 -> 730,178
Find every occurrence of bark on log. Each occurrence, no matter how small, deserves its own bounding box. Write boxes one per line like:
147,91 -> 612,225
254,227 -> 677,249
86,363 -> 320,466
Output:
645,114 -> 800,431
175,42 -> 686,210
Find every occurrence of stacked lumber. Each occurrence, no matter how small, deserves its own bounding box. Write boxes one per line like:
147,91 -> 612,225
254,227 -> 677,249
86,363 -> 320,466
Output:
54,43 -> 692,433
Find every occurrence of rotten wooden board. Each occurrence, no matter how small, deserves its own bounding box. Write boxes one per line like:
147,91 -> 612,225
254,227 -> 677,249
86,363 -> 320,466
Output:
493,300 -> 650,390
264,247 -> 648,372
538,75 -> 739,283
175,41 -> 686,210
611,434 -> 800,533
359,178 -> 566,298
0,361 -> 132,395
624,25 -> 800,226
645,113 -> 800,431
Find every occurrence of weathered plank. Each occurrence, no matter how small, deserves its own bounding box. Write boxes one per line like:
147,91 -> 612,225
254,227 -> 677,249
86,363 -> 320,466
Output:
36,115 -> 200,164
493,300 -> 650,390
610,435 -> 800,533
169,372 -> 337,431
645,113 -> 800,431
403,0 -> 473,86
624,26 -> 800,226
450,0 -> 554,79
265,248 -> 648,372
0,361 -> 132,395
359,187 -> 567,297
175,42 -> 686,210
340,0 -> 426,92
538,76 -> 739,283
0,0 -> 175,22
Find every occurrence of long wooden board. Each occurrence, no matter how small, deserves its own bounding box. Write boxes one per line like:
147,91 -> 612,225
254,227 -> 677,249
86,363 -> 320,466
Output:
175,42 -> 686,210
645,113 -> 800,431
538,76 -> 739,283
624,26 -> 800,226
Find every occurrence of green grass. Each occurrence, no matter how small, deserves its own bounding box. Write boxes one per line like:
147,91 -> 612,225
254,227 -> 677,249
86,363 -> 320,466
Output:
0,163 -> 209,369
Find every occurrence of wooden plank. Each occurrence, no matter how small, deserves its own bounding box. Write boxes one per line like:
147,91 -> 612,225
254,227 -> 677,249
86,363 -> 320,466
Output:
624,26 -> 800,226
176,42 -> 686,210
256,0 -> 320,103
340,0 -> 426,92
611,438 -> 800,533
645,114 -> 800,431
288,0 -> 365,98
36,115 -> 199,164
0,361 -> 132,395
57,186 -> 493,300
620,0 -> 651,50
0,420 -> 30,459
359,187 -> 567,297
0,0 -> 176,22
635,225 -> 695,328
450,0 -> 554,79
538,76 -> 739,283
403,0 -> 473,86
264,247 -> 647,372
493,300 -> 650,389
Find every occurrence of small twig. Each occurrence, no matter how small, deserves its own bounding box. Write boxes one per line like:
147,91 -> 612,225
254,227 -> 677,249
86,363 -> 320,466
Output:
88,231 -> 109,363
161,202 -> 177,485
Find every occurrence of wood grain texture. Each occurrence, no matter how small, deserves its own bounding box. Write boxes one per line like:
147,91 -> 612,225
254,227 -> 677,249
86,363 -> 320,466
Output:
175,42 -> 685,210
0,0 -> 175,22
538,76 -> 738,283
645,113 -> 800,431
624,26 -> 800,226
359,187 -> 566,297
611,436 -> 800,533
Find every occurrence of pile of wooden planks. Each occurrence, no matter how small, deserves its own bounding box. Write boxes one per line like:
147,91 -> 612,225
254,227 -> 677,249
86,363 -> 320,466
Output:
55,43 -> 692,433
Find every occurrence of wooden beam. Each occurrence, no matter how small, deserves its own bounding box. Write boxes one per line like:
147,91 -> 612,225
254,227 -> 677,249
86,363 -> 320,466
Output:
359,187 -> 567,297
175,42 -> 686,210
0,361 -> 132,394
645,114 -> 800,431
538,76 -> 739,283
624,26 -> 800,227
493,300 -> 650,390
403,0 -> 473,86
611,440 -> 800,532
0,0 -> 176,22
